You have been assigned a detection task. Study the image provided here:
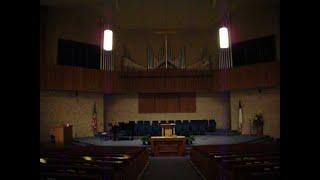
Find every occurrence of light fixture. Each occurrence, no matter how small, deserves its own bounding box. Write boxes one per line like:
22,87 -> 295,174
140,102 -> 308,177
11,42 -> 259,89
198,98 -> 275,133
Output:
103,29 -> 113,51
83,156 -> 93,161
219,27 -> 229,49
40,158 -> 47,164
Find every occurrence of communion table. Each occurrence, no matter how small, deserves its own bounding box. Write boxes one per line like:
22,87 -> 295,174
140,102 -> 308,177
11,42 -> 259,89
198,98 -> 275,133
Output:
150,136 -> 186,156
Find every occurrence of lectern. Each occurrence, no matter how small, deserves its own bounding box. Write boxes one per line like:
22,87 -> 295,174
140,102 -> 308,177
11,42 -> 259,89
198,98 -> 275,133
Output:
160,123 -> 176,136
48,125 -> 73,146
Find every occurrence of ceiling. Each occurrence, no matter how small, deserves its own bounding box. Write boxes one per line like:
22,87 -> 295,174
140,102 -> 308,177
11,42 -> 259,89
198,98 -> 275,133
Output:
40,0 -> 279,29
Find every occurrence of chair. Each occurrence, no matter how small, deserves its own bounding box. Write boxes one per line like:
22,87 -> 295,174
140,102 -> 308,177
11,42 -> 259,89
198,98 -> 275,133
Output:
136,121 -> 144,136
100,131 -> 112,140
199,120 -> 207,135
208,119 -> 216,132
128,121 -> 135,139
111,125 -> 120,140
144,121 -> 152,136
175,120 -> 182,135
190,120 -> 199,135
151,121 -> 160,136
181,120 -> 190,136
160,120 -> 167,124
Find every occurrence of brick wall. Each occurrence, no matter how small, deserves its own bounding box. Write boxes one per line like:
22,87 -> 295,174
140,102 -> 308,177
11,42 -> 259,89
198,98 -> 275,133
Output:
40,91 -> 104,142
230,87 -> 280,138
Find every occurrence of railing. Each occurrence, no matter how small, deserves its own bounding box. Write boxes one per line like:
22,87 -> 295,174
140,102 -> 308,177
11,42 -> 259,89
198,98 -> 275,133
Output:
40,61 -> 279,93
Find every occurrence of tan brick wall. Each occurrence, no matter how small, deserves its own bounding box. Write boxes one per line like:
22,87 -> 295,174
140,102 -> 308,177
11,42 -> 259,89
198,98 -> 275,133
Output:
230,87 -> 280,138
104,92 -> 231,129
40,91 -> 104,142
40,88 -> 279,141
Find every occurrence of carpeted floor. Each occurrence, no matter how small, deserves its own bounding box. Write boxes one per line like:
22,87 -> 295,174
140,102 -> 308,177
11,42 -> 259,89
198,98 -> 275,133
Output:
73,135 -> 265,146
71,135 -> 269,179
140,156 -> 203,180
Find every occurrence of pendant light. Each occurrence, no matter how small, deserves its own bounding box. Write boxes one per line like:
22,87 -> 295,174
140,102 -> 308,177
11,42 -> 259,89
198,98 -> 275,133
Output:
219,27 -> 229,49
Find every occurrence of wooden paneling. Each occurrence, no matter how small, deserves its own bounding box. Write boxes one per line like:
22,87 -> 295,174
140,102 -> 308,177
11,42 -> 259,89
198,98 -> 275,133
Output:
166,94 -> 180,113
154,94 -> 168,113
120,70 -> 213,77
79,68 -> 105,92
120,70 -> 213,93
122,76 -> 213,93
229,61 -> 280,90
138,94 -> 155,113
45,65 -> 81,91
40,62 -> 280,93
139,93 -> 195,113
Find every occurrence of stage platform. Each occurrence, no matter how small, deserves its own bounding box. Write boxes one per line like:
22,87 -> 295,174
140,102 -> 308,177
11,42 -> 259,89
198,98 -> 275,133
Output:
73,135 -> 269,147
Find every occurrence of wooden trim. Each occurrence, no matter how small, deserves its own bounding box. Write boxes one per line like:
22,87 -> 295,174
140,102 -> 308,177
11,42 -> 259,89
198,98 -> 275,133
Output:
119,70 -> 213,78
139,93 -> 196,113
40,62 -> 279,93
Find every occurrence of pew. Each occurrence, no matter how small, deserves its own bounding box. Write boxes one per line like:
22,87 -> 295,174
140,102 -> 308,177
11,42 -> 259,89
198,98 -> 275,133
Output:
40,145 -> 149,180
190,142 -> 280,180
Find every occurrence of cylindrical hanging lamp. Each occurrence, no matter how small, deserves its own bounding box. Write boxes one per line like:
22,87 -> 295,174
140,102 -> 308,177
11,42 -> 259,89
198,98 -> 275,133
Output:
103,29 -> 113,51
219,27 -> 229,49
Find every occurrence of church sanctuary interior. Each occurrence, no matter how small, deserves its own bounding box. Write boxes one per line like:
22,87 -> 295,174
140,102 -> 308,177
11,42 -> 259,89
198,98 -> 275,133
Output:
40,0 -> 280,179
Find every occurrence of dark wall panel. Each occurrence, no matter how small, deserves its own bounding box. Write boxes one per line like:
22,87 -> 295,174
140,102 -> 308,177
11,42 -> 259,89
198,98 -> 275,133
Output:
139,93 -> 196,113
232,35 -> 276,67
57,39 -> 100,69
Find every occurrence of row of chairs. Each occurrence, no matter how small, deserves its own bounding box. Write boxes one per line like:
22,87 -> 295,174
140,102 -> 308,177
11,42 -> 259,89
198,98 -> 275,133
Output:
112,119 -> 216,137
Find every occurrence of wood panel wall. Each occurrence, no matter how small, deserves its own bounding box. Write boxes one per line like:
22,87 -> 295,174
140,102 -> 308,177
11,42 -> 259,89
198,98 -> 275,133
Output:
139,93 -> 196,113
40,61 -> 280,93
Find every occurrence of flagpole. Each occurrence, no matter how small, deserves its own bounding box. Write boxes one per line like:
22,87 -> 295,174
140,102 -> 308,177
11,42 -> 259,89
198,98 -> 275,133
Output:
238,101 -> 243,134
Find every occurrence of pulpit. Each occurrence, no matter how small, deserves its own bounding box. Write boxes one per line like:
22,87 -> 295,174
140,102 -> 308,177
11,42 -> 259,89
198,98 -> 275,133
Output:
151,123 -> 185,156
160,123 -> 176,136
48,125 -> 73,146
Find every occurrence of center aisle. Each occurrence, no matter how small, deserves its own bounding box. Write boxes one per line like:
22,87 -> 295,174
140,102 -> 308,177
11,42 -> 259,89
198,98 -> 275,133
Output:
140,156 -> 203,180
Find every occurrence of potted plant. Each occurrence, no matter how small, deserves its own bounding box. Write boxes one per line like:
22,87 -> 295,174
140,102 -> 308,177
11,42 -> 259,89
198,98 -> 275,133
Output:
252,113 -> 264,135
186,135 -> 195,145
141,135 -> 151,145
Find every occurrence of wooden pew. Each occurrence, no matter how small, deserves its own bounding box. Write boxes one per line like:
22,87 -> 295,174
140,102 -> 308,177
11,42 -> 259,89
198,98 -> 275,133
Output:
222,162 -> 280,180
40,145 -> 149,180
40,164 -> 121,180
190,143 -> 280,180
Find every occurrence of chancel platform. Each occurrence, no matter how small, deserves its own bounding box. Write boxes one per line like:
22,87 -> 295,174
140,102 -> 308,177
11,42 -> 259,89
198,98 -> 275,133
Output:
150,136 -> 186,156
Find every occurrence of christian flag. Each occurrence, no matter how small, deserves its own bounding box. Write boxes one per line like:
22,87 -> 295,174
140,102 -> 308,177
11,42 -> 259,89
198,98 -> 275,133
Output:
91,102 -> 97,135
238,101 -> 243,133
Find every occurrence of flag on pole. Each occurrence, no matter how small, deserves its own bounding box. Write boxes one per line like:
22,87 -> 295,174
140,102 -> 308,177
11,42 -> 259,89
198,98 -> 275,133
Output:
238,101 -> 243,133
91,102 -> 98,135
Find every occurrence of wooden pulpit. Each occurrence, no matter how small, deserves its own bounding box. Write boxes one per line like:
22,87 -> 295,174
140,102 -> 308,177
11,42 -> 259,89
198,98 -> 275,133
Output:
160,123 -> 176,136
48,125 -> 73,146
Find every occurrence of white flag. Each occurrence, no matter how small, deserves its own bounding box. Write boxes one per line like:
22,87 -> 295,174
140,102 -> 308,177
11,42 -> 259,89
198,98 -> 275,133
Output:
238,101 -> 243,133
